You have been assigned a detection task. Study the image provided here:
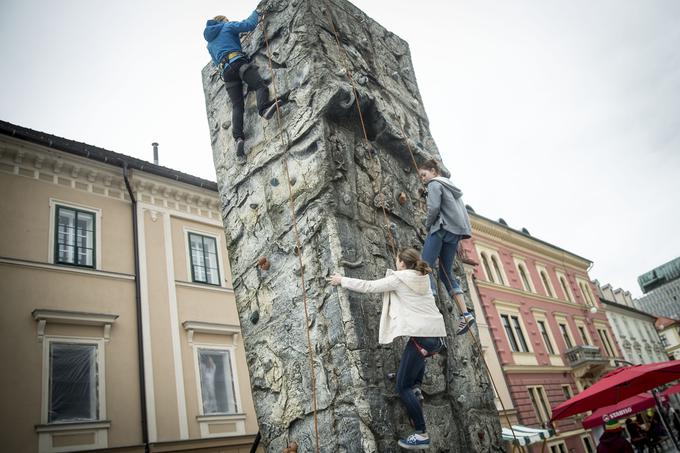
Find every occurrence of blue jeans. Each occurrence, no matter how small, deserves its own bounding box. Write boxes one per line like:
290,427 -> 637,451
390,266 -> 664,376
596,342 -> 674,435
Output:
422,230 -> 463,295
396,337 -> 444,432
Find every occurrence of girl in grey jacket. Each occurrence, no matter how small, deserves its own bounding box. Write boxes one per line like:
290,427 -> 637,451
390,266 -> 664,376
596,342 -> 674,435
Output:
418,159 -> 474,335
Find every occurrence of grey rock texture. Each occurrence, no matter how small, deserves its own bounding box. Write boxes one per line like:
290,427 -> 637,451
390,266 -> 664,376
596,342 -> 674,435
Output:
202,0 -> 503,451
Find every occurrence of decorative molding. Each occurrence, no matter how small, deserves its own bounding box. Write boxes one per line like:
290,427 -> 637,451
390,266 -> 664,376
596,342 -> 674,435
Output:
0,257 -> 134,281
175,280 -> 234,293
183,321 -> 240,344
35,421 -> 111,433
32,309 -> 118,341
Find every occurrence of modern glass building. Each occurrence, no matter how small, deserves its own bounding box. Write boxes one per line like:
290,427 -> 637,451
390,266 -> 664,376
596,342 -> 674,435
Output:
638,256 -> 680,294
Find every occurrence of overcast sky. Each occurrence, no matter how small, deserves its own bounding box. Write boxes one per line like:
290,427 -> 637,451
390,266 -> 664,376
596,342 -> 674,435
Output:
1,0 -> 678,297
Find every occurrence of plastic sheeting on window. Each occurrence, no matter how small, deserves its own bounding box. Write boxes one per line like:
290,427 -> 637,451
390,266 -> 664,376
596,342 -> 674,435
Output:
49,343 -> 98,423
198,349 -> 237,415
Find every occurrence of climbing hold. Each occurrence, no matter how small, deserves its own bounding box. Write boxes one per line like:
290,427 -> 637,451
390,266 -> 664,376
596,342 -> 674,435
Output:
357,75 -> 368,85
478,431 -> 485,441
257,256 -> 271,271
250,310 -> 260,325
289,176 -> 297,186
287,441 -> 298,452
271,177 -> 279,186
397,192 -> 407,205
249,203 -> 259,209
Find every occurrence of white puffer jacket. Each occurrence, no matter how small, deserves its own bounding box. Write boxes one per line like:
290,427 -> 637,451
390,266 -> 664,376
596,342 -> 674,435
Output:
340,269 -> 447,344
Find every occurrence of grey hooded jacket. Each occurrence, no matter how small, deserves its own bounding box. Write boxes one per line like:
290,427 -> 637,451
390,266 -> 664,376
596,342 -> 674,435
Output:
425,176 -> 472,238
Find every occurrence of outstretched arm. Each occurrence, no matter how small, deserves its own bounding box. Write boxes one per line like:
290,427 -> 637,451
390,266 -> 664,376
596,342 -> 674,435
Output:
328,274 -> 400,294
230,10 -> 259,33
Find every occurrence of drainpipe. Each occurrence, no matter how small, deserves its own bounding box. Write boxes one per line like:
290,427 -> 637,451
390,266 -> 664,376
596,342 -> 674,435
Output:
123,162 -> 150,453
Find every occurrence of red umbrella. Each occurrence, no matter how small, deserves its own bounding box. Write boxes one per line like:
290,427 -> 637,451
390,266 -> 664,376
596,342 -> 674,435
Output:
662,381 -> 680,398
581,392 -> 668,429
551,360 -> 680,421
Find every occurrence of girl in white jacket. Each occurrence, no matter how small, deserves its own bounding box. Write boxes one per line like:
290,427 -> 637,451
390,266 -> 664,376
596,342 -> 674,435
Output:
328,248 -> 446,450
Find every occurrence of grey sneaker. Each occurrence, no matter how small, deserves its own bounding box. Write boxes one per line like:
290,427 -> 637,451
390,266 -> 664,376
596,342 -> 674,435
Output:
456,314 -> 475,336
234,138 -> 245,158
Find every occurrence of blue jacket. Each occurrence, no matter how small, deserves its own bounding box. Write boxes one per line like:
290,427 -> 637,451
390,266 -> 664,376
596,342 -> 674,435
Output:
203,10 -> 259,65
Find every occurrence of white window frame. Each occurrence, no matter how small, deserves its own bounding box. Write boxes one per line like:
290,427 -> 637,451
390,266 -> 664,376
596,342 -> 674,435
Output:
575,319 -> 593,345
41,336 -> 107,425
513,257 -> 535,293
48,198 -> 102,270
548,440 -> 568,453
577,278 -> 596,307
527,385 -> 551,424
596,324 -> 616,357
536,264 -> 556,298
555,316 -> 576,350
475,244 -> 508,285
581,434 -> 595,453
183,226 -> 226,288
533,312 -> 559,357
555,270 -> 575,303
192,344 -> 243,419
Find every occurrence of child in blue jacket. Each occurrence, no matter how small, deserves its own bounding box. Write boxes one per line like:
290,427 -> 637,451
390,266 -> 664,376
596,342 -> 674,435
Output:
204,9 -> 280,158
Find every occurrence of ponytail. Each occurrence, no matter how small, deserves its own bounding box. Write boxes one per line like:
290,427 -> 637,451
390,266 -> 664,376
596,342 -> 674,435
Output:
398,248 -> 432,275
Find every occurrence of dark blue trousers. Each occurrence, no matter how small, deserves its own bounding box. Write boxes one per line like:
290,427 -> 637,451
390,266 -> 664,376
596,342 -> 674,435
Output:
395,337 -> 443,432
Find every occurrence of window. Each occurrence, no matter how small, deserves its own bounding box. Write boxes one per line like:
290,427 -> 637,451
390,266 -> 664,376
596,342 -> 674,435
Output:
491,255 -> 505,285
579,281 -> 594,306
540,271 -> 553,297
528,386 -> 551,424
578,326 -> 590,345
559,276 -> 573,302
537,320 -> 555,355
518,264 -> 532,292
197,348 -> 238,415
561,384 -> 573,400
481,253 -> 495,283
549,442 -> 568,453
660,334 -> 669,348
581,434 -> 595,453
189,233 -> 221,285
55,205 -> 95,267
501,314 -> 529,352
559,323 -> 574,349
48,342 -> 99,422
598,328 -> 616,357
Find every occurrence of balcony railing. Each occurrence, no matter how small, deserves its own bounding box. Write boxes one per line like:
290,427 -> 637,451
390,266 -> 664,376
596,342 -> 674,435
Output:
565,345 -> 608,368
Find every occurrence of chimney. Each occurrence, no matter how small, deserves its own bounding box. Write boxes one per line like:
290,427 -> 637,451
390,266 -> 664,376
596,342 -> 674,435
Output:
151,142 -> 159,165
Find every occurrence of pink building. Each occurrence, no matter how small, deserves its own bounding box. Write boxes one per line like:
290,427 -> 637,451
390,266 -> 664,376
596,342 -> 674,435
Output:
461,212 -> 622,453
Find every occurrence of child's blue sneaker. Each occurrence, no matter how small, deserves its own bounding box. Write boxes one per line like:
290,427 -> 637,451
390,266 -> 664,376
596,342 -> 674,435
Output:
398,432 -> 430,449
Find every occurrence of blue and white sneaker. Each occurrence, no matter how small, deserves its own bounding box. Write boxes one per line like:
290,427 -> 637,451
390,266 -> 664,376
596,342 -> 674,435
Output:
398,432 -> 430,449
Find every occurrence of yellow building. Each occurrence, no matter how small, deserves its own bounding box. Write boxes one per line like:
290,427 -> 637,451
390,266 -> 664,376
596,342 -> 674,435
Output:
0,121 -> 259,452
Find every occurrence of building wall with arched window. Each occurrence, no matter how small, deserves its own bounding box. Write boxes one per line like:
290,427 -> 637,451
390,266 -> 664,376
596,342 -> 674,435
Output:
460,212 -> 622,448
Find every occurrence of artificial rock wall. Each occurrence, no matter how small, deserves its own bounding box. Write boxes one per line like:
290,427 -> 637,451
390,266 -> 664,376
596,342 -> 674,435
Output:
202,0 -> 502,451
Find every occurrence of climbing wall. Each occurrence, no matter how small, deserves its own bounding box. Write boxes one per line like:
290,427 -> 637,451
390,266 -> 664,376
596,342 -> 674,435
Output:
202,0 -> 503,451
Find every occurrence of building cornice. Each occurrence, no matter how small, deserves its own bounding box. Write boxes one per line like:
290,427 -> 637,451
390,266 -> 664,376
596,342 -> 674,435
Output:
0,139 -> 222,222
470,213 -> 591,270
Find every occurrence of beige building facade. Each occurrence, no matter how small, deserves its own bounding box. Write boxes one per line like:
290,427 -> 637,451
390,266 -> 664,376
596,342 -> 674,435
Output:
0,121 -> 259,452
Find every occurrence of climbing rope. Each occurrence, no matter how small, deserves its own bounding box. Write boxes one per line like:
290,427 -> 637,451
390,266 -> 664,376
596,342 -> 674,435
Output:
255,4 -> 519,449
322,3 -> 398,259
320,5 -> 521,446
260,14 -> 321,453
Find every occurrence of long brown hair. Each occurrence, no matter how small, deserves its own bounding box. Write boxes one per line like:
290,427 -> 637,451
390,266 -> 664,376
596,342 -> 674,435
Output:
398,248 -> 432,275
420,159 -> 441,175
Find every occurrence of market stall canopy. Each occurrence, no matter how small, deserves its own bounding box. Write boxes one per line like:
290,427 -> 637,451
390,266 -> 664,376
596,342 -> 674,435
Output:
551,361 -> 680,421
502,425 -> 553,446
582,392 -> 668,429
